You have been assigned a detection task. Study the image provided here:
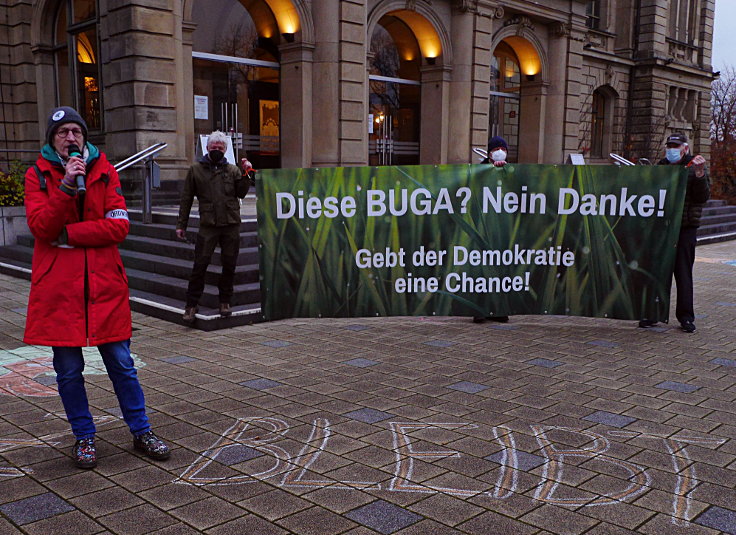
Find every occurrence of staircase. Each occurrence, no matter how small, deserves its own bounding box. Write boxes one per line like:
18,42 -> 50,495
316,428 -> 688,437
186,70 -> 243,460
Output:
697,199 -> 736,244
0,207 -> 263,331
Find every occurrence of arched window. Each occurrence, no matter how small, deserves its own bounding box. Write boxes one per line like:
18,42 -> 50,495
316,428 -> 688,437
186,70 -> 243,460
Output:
53,0 -> 102,131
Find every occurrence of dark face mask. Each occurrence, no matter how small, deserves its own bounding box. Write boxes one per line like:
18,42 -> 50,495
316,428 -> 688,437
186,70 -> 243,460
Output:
209,149 -> 224,163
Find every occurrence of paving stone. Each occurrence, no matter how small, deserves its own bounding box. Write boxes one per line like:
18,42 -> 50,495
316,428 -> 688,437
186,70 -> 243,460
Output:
655,381 -> 699,393
344,325 -> 371,331
217,444 -> 264,465
588,340 -> 620,348
526,358 -> 563,368
260,340 -> 291,348
162,356 -> 197,364
711,357 -> 736,367
169,497 -> 244,531
343,358 -> 379,368
343,408 -> 395,424
695,506 -> 736,534
239,378 -> 283,390
345,499 -> 423,534
447,381 -> 489,394
0,492 -> 75,525
424,340 -> 454,348
485,450 -> 547,471
583,410 -> 637,428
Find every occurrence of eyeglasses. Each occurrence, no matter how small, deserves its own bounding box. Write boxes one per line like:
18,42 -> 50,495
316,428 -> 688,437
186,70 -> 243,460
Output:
55,128 -> 84,138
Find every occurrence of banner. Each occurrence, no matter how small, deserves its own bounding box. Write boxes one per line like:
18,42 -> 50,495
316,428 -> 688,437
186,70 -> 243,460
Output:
257,164 -> 687,322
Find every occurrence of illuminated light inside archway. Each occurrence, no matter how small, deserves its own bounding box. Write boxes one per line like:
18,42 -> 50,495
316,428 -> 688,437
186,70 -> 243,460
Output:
502,36 -> 541,76
390,10 -> 442,61
263,0 -> 300,35
76,33 -> 95,63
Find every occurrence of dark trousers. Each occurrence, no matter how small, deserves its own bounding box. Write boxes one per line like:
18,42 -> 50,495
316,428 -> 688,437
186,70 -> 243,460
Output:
186,224 -> 240,307
674,226 -> 698,324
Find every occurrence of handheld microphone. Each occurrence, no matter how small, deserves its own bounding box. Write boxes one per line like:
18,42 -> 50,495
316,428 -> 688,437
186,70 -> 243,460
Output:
67,143 -> 86,193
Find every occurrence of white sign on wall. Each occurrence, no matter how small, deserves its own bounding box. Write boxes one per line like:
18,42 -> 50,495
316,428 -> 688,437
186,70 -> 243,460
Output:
194,95 -> 208,120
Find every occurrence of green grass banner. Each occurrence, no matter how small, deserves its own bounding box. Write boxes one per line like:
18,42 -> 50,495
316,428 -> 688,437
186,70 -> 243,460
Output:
257,164 -> 687,322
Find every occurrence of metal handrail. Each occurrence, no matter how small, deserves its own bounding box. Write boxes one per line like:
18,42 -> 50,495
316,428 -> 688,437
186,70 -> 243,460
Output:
473,147 -> 488,161
115,142 -> 167,171
609,153 -> 635,166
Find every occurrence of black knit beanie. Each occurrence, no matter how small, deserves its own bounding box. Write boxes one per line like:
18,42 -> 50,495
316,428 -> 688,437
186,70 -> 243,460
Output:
46,107 -> 88,146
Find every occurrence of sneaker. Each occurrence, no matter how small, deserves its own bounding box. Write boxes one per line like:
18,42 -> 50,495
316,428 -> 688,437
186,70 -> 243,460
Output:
638,319 -> 658,328
182,306 -> 198,323
73,437 -> 97,469
219,303 -> 232,317
472,316 -> 486,324
680,321 -> 696,333
489,316 -> 509,323
133,431 -> 170,461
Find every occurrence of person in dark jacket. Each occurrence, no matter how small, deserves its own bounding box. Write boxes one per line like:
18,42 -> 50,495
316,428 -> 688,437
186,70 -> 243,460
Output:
474,136 -> 511,324
176,131 -> 253,322
25,107 -> 169,469
639,132 -> 710,333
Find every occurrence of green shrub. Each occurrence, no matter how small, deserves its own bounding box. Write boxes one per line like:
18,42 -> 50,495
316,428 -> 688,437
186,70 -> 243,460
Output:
0,161 -> 26,206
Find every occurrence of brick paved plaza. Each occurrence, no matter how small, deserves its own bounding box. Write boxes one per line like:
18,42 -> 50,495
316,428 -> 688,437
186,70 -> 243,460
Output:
0,241 -> 735,535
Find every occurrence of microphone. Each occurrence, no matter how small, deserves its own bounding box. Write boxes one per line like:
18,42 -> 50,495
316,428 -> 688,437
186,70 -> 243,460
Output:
67,143 -> 86,193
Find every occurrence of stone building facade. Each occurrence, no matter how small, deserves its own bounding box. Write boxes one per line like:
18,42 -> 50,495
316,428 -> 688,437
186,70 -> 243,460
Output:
0,0 -> 716,181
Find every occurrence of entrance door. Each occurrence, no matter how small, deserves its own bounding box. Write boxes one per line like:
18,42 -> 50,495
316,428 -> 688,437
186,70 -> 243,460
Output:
191,0 -> 281,169
368,77 -> 420,166
488,43 -> 521,161
368,17 -> 421,166
193,57 -> 280,170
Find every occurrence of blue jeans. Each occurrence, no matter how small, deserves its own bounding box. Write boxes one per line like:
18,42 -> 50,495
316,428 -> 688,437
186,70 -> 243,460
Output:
52,340 -> 150,439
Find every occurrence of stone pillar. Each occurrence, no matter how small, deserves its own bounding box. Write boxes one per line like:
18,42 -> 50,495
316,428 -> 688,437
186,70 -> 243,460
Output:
280,43 -> 314,168
103,1 -> 188,180
446,4 -> 474,164
420,64 -> 452,164
2,1 -> 40,153
339,0 -> 368,166
543,22 -> 570,164
518,81 -> 547,163
469,9 -> 494,159
311,0 -> 340,167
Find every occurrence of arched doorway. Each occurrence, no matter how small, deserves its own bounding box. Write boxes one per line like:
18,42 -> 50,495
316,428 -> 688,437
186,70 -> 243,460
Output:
191,0 -> 286,170
489,35 -> 544,162
368,15 -> 422,166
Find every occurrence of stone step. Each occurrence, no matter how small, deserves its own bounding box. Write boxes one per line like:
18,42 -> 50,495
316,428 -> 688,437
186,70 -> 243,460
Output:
697,221 -> 736,238
119,248 -> 259,286
129,289 -> 262,330
701,205 -> 736,217
125,266 -> 260,309
699,213 -> 736,226
127,220 -> 258,248
697,231 -> 736,245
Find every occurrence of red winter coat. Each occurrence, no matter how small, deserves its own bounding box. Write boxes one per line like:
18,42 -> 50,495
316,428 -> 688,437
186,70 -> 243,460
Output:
24,150 -> 132,347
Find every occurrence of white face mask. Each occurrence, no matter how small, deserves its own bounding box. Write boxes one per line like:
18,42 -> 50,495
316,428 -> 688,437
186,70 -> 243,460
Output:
491,149 -> 507,162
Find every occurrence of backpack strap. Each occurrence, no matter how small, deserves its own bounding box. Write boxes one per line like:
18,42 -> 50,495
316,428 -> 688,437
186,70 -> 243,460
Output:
32,163 -> 47,190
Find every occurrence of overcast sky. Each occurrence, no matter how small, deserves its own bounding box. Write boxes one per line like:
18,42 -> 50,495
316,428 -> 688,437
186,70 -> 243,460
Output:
712,0 -> 734,72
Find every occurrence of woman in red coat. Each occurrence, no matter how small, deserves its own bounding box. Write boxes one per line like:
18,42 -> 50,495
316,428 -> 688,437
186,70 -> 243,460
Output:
24,107 -> 170,468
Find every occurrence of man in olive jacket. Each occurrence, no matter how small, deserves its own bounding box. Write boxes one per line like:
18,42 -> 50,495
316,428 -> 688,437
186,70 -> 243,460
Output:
639,132 -> 710,333
176,131 -> 253,322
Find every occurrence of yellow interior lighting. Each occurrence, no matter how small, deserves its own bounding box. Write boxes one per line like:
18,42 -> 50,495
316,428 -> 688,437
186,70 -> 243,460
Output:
502,36 -> 541,76
391,10 -> 441,60
263,0 -> 300,35
76,33 -> 95,64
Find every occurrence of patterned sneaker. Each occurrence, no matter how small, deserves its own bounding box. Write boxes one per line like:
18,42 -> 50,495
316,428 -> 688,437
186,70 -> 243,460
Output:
133,431 -> 170,461
73,437 -> 97,469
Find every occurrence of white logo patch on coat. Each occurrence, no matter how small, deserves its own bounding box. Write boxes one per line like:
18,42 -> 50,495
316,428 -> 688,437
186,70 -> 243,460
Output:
52,110 -> 65,121
105,209 -> 129,220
